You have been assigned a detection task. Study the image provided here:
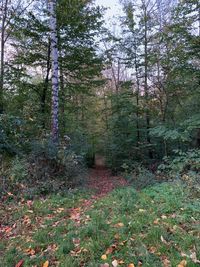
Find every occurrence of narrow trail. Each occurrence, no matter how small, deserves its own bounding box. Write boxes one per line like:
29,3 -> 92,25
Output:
87,167 -> 128,197
69,167 -> 128,225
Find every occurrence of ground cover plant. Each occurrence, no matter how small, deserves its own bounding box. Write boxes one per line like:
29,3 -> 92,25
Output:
1,169 -> 199,267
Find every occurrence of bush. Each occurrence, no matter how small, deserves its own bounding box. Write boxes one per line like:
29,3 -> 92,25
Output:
157,149 -> 200,195
122,162 -> 159,189
0,138 -> 86,199
0,114 -> 30,156
158,149 -> 200,176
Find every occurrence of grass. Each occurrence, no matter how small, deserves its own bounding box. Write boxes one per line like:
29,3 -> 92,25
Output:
1,182 -> 200,267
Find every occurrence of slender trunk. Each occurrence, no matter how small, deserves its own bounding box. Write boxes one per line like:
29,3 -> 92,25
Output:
41,39 -> 51,127
134,48 -> 140,146
0,0 -> 9,114
103,86 -> 109,130
144,5 -> 153,159
59,51 -> 65,132
49,0 -> 59,143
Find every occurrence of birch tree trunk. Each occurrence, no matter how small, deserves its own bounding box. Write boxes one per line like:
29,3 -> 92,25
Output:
49,0 -> 59,143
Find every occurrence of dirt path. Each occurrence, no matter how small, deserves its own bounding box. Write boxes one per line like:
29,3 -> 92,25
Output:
87,167 -> 128,197
69,167 -> 128,225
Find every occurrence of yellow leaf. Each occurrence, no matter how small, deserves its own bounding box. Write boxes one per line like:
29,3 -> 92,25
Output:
42,261 -> 49,267
128,264 -> 135,267
139,209 -> 146,212
101,254 -> 107,260
177,260 -> 187,267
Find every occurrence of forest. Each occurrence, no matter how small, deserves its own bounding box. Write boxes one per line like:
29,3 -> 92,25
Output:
0,0 -> 200,266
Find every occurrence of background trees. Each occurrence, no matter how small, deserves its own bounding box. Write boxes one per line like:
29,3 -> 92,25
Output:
0,0 -> 200,178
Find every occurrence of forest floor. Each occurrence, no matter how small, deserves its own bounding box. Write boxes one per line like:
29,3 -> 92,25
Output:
0,168 -> 200,267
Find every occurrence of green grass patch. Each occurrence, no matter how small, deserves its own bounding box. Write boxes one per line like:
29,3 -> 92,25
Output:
1,182 -> 200,266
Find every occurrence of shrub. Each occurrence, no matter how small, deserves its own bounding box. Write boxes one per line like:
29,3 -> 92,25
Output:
0,138 -> 86,199
157,149 -> 200,195
122,162 -> 159,189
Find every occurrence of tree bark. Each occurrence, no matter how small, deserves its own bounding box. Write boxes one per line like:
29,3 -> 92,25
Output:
144,3 -> 153,159
0,0 -> 9,114
41,38 -> 51,128
49,0 -> 59,143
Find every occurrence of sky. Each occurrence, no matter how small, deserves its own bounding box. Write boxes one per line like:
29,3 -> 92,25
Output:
95,0 -> 123,28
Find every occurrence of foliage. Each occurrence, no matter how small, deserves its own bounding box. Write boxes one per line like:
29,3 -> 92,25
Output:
0,114 -> 28,155
122,162 -> 160,189
158,149 -> 200,194
0,138 -> 86,198
158,149 -> 200,175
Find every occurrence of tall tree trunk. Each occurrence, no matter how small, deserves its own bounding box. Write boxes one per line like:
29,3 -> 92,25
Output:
49,0 -> 59,143
134,48 -> 140,147
0,0 -> 8,114
144,4 -> 153,159
41,38 -> 51,128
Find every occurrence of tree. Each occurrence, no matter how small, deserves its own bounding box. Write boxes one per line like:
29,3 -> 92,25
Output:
0,0 -> 35,113
49,0 -> 59,143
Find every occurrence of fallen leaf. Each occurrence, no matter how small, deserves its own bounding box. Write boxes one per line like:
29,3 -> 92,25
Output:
139,209 -> 146,212
114,222 -> 124,228
106,247 -> 113,254
190,251 -> 200,263
15,260 -> 24,267
153,218 -> 160,225
128,264 -> 135,267
149,246 -> 157,253
100,264 -> 110,267
161,235 -> 169,245
24,248 -> 35,256
42,261 -> 49,267
101,254 -> 107,260
112,259 -> 118,267
114,233 -> 120,239
162,258 -> 171,267
161,215 -> 167,219
177,260 -> 187,267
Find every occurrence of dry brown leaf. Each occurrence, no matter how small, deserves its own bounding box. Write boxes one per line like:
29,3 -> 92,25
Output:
24,248 -> 35,256
162,258 -> 171,267
177,260 -> 187,267
149,246 -> 157,254
153,219 -> 160,225
114,233 -> 120,239
15,260 -> 24,267
190,251 -> 200,264
114,222 -> 124,228
42,261 -> 49,267
106,247 -> 113,254
128,264 -> 135,267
